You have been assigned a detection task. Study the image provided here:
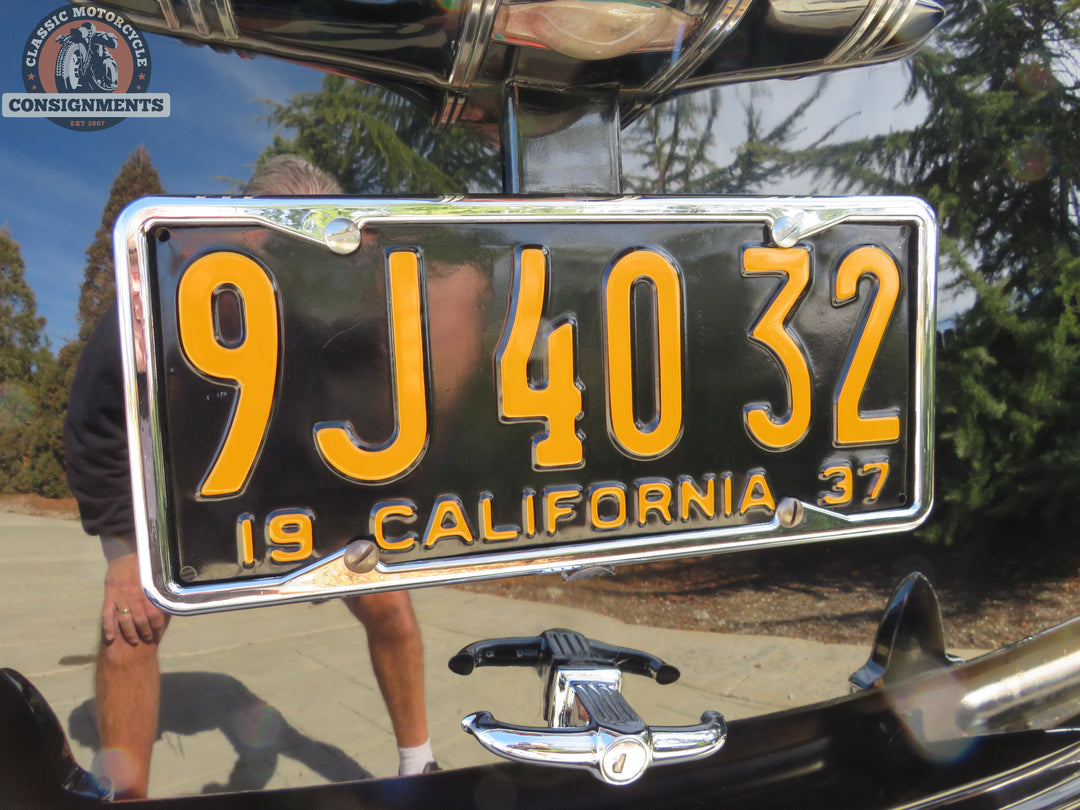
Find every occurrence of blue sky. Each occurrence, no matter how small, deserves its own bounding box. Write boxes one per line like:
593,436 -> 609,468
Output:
1,2 -> 324,346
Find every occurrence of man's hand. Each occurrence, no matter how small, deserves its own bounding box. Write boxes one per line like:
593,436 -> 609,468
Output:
101,543 -> 167,645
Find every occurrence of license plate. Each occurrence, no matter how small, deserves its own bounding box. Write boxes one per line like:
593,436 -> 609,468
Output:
116,196 -> 936,613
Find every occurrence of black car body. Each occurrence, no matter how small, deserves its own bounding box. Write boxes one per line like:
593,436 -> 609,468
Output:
1,0 -> 1079,807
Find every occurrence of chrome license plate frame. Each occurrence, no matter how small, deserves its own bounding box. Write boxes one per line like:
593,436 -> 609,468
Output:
116,196 -> 936,614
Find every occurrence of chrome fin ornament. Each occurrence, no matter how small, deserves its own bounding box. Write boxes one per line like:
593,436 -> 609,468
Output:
78,0 -> 943,129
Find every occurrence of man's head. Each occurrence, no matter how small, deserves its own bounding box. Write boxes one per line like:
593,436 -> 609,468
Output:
245,155 -> 343,196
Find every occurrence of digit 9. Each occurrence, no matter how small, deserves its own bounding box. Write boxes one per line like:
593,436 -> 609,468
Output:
177,251 -> 280,497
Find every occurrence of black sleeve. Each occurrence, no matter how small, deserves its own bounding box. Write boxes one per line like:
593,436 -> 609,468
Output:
63,304 -> 135,538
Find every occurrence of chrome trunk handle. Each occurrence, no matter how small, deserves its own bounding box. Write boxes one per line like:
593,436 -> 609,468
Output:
452,629 -> 727,785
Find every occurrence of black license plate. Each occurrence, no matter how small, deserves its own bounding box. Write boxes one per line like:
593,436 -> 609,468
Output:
116,196 -> 936,612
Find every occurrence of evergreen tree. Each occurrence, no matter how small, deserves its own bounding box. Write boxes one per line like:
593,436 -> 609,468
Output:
781,0 -> 1080,547
623,80 -> 829,194
258,75 -> 499,194
0,228 -> 63,496
0,148 -> 164,498
10,344 -> 75,498
0,227 -> 47,383
77,144 -> 164,341
624,92 -> 723,193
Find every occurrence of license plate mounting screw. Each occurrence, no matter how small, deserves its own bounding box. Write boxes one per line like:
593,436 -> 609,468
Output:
343,539 -> 380,573
776,498 -> 804,528
324,217 -> 362,255
770,212 -> 804,248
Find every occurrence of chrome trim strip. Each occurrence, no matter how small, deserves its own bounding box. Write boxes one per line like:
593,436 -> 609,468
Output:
958,650 -> 1080,736
188,0 -> 211,37
114,195 -> 936,614
630,0 -> 754,116
434,93 -> 468,130
449,0 -> 501,90
213,0 -> 240,41
826,0 -> 888,63
893,743 -> 1080,810
860,0 -> 914,59
437,0 -> 500,128
665,2 -> 938,95
825,0 -> 913,64
156,0 -> 180,31
114,203 -> 170,618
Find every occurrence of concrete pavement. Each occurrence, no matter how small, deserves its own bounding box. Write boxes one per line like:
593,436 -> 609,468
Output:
0,510 -> 871,799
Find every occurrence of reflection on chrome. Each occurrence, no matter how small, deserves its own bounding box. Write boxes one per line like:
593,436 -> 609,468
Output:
83,0 -> 943,128
881,613 -> 1080,745
956,641 -> 1080,736
492,0 -> 695,60
767,0 -> 869,33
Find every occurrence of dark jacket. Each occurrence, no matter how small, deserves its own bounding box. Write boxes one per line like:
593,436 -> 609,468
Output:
62,304 -> 134,538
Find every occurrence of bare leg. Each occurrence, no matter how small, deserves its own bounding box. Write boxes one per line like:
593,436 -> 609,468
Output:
343,591 -> 428,749
95,544 -> 170,800
95,618 -> 169,799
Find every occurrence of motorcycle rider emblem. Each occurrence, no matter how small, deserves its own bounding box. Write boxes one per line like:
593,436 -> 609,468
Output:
5,4 -> 169,131
55,21 -> 120,93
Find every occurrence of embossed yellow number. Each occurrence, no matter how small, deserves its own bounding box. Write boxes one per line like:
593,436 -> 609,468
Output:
603,249 -> 684,459
496,246 -> 584,469
819,464 -> 854,506
859,461 -> 891,503
834,246 -> 902,445
742,247 -> 812,451
818,461 -> 892,507
177,251 -> 279,497
267,509 -> 314,564
315,250 -> 429,483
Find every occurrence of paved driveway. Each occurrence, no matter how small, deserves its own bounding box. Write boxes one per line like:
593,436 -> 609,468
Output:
0,511 -> 867,798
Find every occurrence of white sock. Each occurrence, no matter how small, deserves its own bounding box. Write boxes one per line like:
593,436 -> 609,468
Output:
398,739 -> 434,775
